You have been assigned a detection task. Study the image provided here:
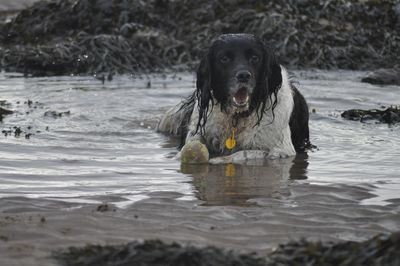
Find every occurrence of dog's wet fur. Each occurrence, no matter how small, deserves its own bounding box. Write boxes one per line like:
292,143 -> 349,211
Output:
158,34 -> 311,159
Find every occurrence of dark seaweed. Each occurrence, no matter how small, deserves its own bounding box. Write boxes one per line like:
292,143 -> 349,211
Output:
0,0 -> 399,76
95,203 -> 116,212
0,99 -> 48,138
1,126 -> 33,138
0,106 -> 13,121
55,239 -> 266,266
44,110 -> 71,118
267,232 -> 400,266
341,106 -> 400,124
56,232 -> 400,266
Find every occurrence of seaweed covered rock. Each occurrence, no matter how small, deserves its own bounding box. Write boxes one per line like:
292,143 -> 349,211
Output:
55,232 -> 400,266
0,100 -> 13,121
361,68 -> 400,85
267,232 -> 400,266
0,0 -> 400,75
341,106 -> 400,124
0,106 -> 13,121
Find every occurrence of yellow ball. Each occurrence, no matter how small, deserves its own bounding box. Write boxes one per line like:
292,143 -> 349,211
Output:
181,141 -> 209,164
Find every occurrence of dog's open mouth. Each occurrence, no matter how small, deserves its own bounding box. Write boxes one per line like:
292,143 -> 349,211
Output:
233,87 -> 249,107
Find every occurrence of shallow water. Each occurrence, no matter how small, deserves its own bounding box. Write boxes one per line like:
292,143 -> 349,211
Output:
1,70 -> 399,206
0,70 -> 399,264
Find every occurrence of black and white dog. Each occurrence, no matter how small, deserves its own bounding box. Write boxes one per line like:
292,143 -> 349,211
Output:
158,34 -> 310,163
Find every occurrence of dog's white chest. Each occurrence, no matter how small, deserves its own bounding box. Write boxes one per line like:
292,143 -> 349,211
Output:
203,115 -> 257,154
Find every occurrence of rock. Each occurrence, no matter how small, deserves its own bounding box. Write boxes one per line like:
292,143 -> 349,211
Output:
181,140 -> 209,164
0,106 -> 13,121
341,106 -> 400,124
361,68 -> 400,86
267,232 -> 400,266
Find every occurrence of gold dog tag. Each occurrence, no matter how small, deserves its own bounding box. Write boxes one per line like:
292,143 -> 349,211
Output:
225,128 -> 236,150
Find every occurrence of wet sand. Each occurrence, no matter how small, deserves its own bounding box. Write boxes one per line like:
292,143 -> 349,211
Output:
1,184 -> 399,266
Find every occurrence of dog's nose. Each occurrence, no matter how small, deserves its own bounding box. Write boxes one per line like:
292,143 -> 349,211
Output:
236,70 -> 252,82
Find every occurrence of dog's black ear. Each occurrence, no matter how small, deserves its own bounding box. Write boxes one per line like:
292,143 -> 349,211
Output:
255,43 -> 282,98
264,46 -> 282,95
253,42 -> 283,124
195,54 -> 213,135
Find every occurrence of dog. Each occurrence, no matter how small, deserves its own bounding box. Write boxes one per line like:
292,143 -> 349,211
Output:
158,33 -> 311,163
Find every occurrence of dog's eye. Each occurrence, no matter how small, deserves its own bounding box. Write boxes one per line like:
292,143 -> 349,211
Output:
250,55 -> 260,64
219,55 -> 230,64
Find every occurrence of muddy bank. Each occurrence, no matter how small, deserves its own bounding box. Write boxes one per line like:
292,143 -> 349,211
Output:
56,232 -> 400,266
0,0 -> 399,75
361,68 -> 400,86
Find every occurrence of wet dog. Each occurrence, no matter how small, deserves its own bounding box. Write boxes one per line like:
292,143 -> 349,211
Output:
158,34 -> 310,163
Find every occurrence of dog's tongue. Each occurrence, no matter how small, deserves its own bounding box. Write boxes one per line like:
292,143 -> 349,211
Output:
234,87 -> 248,104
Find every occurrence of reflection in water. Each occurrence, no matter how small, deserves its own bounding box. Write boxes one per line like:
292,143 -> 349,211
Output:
181,154 -> 309,205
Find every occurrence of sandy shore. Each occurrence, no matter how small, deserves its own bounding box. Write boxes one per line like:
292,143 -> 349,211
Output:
1,183 -> 399,266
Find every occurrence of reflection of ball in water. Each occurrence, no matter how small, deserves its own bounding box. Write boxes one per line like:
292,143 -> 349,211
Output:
181,141 -> 209,164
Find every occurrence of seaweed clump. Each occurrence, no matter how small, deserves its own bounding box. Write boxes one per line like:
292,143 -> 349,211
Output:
56,239 -> 266,266
341,106 -> 400,124
0,0 -> 399,76
56,232 -> 400,266
267,232 -> 400,266
0,100 -> 13,121
0,107 -> 13,121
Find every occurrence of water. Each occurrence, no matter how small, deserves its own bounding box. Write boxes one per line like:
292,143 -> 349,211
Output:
1,70 -> 398,206
0,70 -> 399,264
0,73 -> 197,206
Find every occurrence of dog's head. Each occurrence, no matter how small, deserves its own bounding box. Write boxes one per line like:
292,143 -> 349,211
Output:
195,34 -> 282,134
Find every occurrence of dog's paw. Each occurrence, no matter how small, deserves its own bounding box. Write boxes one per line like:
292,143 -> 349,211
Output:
266,150 -> 290,159
209,156 -> 232,164
209,150 -> 268,164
